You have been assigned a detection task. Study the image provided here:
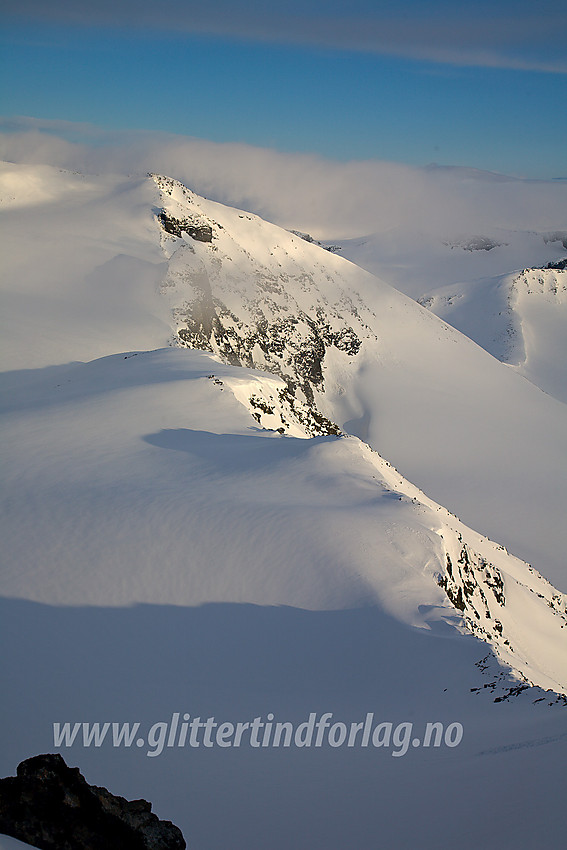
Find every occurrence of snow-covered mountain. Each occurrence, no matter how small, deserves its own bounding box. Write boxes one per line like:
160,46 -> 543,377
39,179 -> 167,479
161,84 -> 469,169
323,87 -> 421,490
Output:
330,226 -> 567,402
1,161 -> 566,849
418,264 -> 567,405
151,172 -> 567,593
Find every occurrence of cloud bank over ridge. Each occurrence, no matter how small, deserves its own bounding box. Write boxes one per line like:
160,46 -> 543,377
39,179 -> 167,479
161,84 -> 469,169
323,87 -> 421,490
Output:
1,118 -> 566,240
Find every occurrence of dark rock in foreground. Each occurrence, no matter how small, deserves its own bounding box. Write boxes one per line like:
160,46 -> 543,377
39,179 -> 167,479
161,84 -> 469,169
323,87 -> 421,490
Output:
0,754 -> 186,850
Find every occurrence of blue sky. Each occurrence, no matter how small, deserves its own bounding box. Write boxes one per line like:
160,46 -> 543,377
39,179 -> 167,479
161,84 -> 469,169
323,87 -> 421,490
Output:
1,1 -> 566,177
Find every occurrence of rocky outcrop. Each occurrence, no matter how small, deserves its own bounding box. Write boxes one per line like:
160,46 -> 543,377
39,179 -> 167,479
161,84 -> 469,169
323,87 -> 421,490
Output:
443,235 -> 506,251
0,754 -> 186,850
544,258 -> 567,270
158,212 -> 213,243
176,298 -> 362,408
288,230 -> 342,253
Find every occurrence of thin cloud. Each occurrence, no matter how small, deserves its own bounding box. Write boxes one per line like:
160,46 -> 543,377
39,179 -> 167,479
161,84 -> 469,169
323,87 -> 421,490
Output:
3,1 -> 567,73
1,119 -> 566,240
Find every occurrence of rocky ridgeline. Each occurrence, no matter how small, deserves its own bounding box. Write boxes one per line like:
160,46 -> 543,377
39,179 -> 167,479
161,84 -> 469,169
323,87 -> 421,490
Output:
437,538 -> 512,652
0,754 -> 186,850
206,373 -> 342,437
471,652 -> 567,706
436,527 -> 567,692
357,440 -> 567,695
152,173 -> 214,244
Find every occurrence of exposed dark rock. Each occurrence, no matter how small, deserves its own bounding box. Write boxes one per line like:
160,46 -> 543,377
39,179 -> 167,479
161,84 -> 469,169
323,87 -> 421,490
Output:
544,257 -> 567,270
444,236 -> 505,252
288,230 -> 342,253
158,212 -> 212,243
0,754 -> 186,850
543,231 -> 567,250
277,383 -> 342,436
438,543 -> 507,623
494,684 -> 531,702
249,395 -> 275,416
176,294 -> 362,418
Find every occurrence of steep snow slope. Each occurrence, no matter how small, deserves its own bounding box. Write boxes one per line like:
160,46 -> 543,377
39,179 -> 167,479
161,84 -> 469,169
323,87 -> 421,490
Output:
330,227 -> 567,404
420,265 -> 567,405
150,173 -> 567,591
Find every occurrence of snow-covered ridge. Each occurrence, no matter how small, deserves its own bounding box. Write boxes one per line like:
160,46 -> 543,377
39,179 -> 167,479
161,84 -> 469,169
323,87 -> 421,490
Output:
341,436 -> 567,696
3,162 -> 567,847
511,266 -> 567,305
146,171 -> 567,592
418,264 -> 567,404
1,340 -> 565,695
219,363 -> 567,692
143,172 -> 567,693
1,163 -> 566,697
245,404 -> 567,694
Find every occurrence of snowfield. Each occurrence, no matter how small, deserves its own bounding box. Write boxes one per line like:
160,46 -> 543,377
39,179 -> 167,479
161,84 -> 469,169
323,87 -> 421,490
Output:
418,266 -> 567,405
1,161 -> 566,849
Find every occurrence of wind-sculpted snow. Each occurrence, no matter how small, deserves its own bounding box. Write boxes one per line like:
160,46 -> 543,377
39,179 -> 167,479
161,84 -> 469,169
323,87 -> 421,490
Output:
2,162 -> 567,848
1,347 -> 565,695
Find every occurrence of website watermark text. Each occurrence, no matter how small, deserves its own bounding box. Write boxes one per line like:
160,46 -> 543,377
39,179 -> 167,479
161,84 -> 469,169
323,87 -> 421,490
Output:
54,713 -> 463,758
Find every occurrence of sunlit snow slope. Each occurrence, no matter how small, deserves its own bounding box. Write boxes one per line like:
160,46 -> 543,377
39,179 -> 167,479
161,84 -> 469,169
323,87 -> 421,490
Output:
150,172 -> 567,592
419,265 -> 567,405
331,227 -> 567,401
1,162 -> 567,849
